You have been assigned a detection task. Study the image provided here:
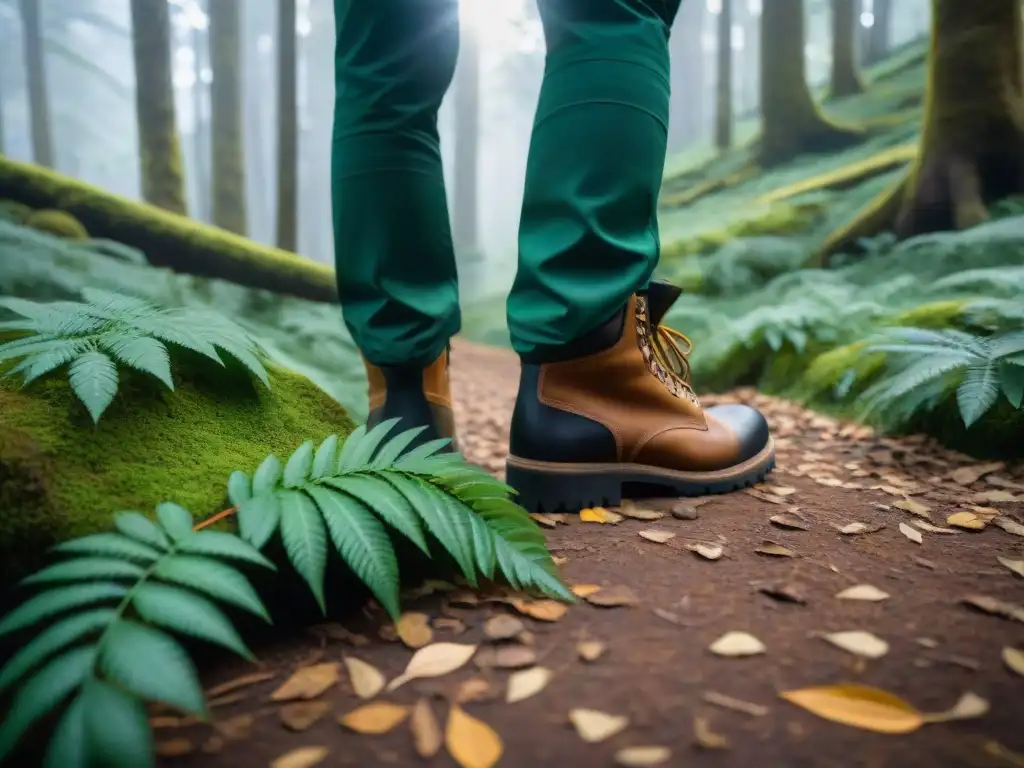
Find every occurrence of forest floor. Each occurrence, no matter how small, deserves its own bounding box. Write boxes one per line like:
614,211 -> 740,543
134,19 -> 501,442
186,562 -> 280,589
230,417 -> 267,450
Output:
153,340 -> 1024,768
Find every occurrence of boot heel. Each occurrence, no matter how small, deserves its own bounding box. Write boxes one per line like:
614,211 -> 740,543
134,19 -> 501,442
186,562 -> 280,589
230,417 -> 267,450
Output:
505,458 -> 622,513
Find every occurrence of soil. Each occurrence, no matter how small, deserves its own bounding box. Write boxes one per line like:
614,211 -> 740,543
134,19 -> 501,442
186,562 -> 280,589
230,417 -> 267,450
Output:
155,340 -> 1024,768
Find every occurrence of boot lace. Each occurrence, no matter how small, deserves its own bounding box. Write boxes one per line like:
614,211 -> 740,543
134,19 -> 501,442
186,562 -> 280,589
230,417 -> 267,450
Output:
652,325 -> 697,395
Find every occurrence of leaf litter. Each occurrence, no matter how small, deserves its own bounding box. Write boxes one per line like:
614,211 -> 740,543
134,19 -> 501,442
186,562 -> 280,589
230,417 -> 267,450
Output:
823,631 -> 889,659
410,698 -> 443,758
836,584 -> 890,602
338,702 -> 410,734
446,705 -> 504,768
386,642 -> 478,692
270,662 -> 340,702
343,656 -> 385,699
506,666 -> 553,703
614,746 -> 673,766
569,709 -> 629,743
709,631 -> 766,657
270,746 -> 330,768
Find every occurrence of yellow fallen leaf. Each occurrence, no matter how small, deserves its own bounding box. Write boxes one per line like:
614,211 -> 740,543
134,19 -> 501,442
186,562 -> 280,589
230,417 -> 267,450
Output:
386,642 -> 478,692
922,691 -> 989,723
482,614 -> 525,640
570,584 -> 602,598
270,663 -> 340,702
270,746 -> 330,768
638,529 -> 676,544
779,684 -> 924,734
823,631 -> 889,659
577,640 -> 606,662
709,631 -> 766,657
950,462 -> 1004,485
614,746 -> 672,766
410,698 -> 442,758
693,715 -> 729,749
506,666 -> 552,703
396,612 -> 434,648
510,598 -> 569,622
338,702 -> 410,734
765,485 -> 797,497
279,701 -> 331,732
619,502 -> 666,521
898,522 -> 923,544
569,709 -> 629,743
446,705 -> 503,768
584,585 -> 639,607
835,584 -> 890,602
998,556 -> 1024,578
580,507 -> 623,524
754,542 -> 797,558
343,656 -> 385,699
1002,647 -> 1024,677
688,542 -> 724,560
946,511 -> 985,530
893,498 -> 931,518
455,677 -> 494,704
994,516 -> 1024,537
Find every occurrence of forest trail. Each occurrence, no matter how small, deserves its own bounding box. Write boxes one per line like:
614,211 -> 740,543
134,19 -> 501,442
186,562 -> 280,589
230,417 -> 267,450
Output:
159,339 -> 1024,768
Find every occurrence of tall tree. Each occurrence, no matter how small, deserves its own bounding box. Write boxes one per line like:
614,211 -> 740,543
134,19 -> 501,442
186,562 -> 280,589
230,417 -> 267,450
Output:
715,0 -> 733,150
829,0 -> 864,98
129,0 -> 188,214
864,0 -> 892,65
758,0 -> 860,165
276,0 -> 298,251
668,0 -> 706,151
19,0 -> 54,167
452,23 -> 480,259
821,1 -> 1024,258
209,0 -> 247,234
190,0 -> 211,222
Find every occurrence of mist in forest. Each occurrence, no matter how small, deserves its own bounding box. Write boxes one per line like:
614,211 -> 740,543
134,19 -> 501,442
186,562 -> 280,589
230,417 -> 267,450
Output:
0,0 -> 930,296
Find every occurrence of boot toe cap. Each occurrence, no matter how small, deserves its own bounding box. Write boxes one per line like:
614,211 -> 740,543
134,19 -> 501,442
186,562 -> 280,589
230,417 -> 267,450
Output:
706,403 -> 771,463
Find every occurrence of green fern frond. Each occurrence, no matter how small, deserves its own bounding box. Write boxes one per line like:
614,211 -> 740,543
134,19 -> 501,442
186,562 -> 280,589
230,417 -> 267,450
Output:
0,506 -> 273,766
228,421 -> 573,618
956,361 -> 1002,427
0,292 -> 270,423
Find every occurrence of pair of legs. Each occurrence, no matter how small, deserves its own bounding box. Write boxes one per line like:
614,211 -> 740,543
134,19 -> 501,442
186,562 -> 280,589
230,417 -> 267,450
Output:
332,0 -> 775,512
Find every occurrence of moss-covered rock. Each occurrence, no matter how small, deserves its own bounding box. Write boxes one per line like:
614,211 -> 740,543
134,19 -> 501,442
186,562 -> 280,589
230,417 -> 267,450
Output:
0,199 -> 33,224
0,353 -> 354,586
23,209 -> 89,240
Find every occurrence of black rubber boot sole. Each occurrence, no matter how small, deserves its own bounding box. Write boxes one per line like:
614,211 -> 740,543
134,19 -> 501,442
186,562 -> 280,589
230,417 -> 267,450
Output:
505,440 -> 776,513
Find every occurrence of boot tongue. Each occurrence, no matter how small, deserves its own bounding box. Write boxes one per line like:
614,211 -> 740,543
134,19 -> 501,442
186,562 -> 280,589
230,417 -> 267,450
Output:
644,280 -> 683,327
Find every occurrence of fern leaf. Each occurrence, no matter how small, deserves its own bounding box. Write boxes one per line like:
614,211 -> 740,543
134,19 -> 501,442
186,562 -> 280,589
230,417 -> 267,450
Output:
472,497 -> 549,548
131,583 -> 254,661
999,361 -> 1024,408
155,502 -> 193,541
54,532 -> 163,562
0,583 -> 128,637
41,692 -> 88,768
78,678 -> 153,768
0,646 -> 96,761
278,491 -> 328,612
153,556 -> 269,620
990,331 -> 1024,359
283,440 -> 315,488
227,470 -> 253,508
79,288 -> 156,320
114,512 -> 171,550
489,529 -> 575,601
311,434 -> 340,479
0,336 -> 80,364
131,313 -> 223,365
371,425 -> 428,468
21,558 -> 145,586
391,436 -> 455,471
236,493 -> 281,549
452,497 -> 497,581
176,530 -> 276,570
68,349 -> 119,423
341,418 -> 402,471
324,474 -> 429,554
97,332 -> 173,390
956,361 -> 1002,427
9,339 -> 89,385
252,454 -> 283,494
334,424 -> 366,472
97,620 -> 206,715
306,485 -> 401,620
0,609 -> 114,693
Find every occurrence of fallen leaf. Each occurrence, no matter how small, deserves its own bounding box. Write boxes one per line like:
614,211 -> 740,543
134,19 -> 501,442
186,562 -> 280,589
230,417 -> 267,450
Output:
973,490 -> 1022,503
577,640 -> 606,662
584,585 -> 639,608
551,555 -> 568,566
836,584 -> 890,602
688,542 -> 724,560
570,584 -> 602,598
755,542 -> 797,558
474,645 -> 537,670
396,612 -> 434,648
893,498 -> 931,519
270,663 -> 340,702
983,741 -> 1024,768
823,631 -> 889,659
510,598 -> 569,622
912,520 -> 957,534
529,513 -> 558,528
899,522 -> 923,544
434,617 -> 468,634
410,699 -> 442,758
961,595 -> 1024,624
445,705 -> 503,768
758,583 -> 806,604
614,746 -> 672,766
215,714 -> 255,741
779,684 -> 923,734
378,624 -> 398,642
693,716 -> 729,749
155,739 -> 194,758
270,746 -> 330,768
765,485 -> 798,497
837,522 -> 883,535
709,631 -> 766,657
455,677 -> 494,704
483,614 -> 525,641
671,503 -> 700,520
386,643 -> 479,692
343,656 -> 386,700
506,667 -> 552,703
638,529 -> 676,544
994,517 -> 1024,537
998,556 -> 1024,578
1002,647 -> 1024,677
205,671 -> 276,699
701,691 -> 769,717
744,488 -> 787,505
338,702 -> 410,734
280,700 -> 331,732
770,512 -> 809,531
922,691 -> 989,724
569,709 -> 629,743
620,502 -> 667,521
580,507 -> 623,524
946,511 -> 985,531
950,462 -> 1004,485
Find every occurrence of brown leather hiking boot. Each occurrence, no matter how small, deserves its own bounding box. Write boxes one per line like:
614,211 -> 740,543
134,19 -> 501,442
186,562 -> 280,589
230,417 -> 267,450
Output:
506,281 -> 774,512
364,346 -> 458,453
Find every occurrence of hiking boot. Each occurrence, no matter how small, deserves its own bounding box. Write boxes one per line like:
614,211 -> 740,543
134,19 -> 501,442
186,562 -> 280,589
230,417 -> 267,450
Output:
364,346 -> 458,453
506,281 -> 774,512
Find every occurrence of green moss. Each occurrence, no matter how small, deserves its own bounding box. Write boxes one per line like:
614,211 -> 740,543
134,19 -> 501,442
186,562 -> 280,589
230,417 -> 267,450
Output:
887,299 -> 969,329
0,353 -> 354,583
23,209 -> 89,240
0,199 -> 33,224
797,342 -> 886,400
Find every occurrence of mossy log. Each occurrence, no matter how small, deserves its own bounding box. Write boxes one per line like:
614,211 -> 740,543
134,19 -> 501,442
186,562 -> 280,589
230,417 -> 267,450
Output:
0,158 -> 339,302
818,0 -> 1024,261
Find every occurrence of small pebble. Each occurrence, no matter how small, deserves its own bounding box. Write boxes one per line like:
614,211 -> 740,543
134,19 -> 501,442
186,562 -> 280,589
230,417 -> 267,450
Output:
672,503 -> 699,520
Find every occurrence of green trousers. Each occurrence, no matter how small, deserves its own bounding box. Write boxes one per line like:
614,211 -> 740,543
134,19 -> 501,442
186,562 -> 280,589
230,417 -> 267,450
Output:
332,0 -> 681,365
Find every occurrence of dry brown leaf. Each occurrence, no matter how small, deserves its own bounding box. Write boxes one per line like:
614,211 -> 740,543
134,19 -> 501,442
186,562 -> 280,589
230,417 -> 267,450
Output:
912,520 -> 957,534
893,498 -> 931,519
577,640 -> 607,662
765,485 -> 798,497
270,746 -> 330,768
396,612 -> 434,649
950,462 -> 1004,485
529,513 -> 558,528
823,631 -> 889,659
410,699 -> 443,758
758,583 -> 806,604
1002,647 -> 1024,677
994,516 -> 1024,537
638,529 -> 676,544
973,490 -> 1022,503
580,507 -> 623,524
688,542 -> 724,560
455,677 -> 494,704
769,512 -> 809,531
584,585 -> 639,608
899,522 -> 923,544
506,666 -> 552,703
338,702 -> 410,734
570,584 -> 603,598
998,556 -> 1024,578
755,542 -> 797,558
215,714 -> 255,741
779,684 -> 923,734
551,555 -> 568,566
701,691 -> 769,717
205,671 -> 276,699
509,598 -> 569,622
836,584 -> 890,602
922,691 -> 989,723
620,502 -> 667,521
386,643 -> 479,692
569,709 -> 629,743
709,631 -> 766,657
434,617 -> 468,634
962,594 -> 1024,623
155,739 -> 194,758
279,700 -> 331,732
837,522 -> 883,535
482,614 -> 525,641
614,746 -> 672,766
946,511 -> 986,531
445,705 -> 503,768
343,656 -> 385,700
474,645 -> 537,670
270,663 -> 340,702
693,716 -> 729,750
983,741 -> 1024,767
744,488 -> 787,505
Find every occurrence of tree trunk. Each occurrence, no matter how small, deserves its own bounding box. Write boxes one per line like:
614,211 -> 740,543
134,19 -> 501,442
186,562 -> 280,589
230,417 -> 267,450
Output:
758,0 -> 861,166
818,1 -> 1024,260
190,11 -> 211,222
668,0 -> 706,151
209,0 -> 248,235
452,26 -> 480,258
865,0 -> 892,65
829,0 -> 864,98
275,0 -> 298,251
715,0 -> 733,150
19,0 -> 54,168
129,0 -> 188,215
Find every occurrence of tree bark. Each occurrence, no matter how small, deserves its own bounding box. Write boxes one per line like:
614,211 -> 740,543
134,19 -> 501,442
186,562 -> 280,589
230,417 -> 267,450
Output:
129,0 -> 188,215
830,0 -> 864,98
452,25 -> 480,258
19,0 -> 54,168
758,0 -> 861,166
715,0 -> 733,150
275,0 -> 298,252
209,0 -> 248,235
865,0 -> 892,65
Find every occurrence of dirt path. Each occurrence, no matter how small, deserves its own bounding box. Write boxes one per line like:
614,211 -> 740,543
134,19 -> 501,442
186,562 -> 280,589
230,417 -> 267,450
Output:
158,340 -> 1023,768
